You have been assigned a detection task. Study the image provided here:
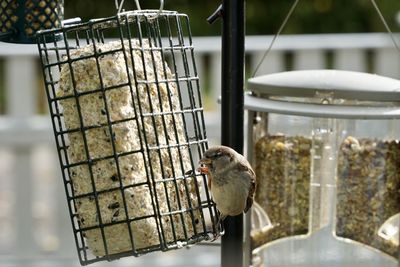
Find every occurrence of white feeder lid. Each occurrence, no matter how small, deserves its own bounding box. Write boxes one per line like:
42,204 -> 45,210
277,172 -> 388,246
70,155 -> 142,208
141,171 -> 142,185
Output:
245,70 -> 400,119
247,70 -> 400,101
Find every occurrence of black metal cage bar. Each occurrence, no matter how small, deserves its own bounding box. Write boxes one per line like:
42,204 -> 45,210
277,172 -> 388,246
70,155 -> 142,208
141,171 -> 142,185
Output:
37,10 -> 219,265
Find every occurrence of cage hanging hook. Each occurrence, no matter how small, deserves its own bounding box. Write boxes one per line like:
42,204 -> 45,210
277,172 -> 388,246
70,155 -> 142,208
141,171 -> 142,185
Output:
134,0 -> 141,10
135,0 -> 164,13
148,0 -> 164,19
115,0 -> 125,13
158,0 -> 165,16
116,0 -> 164,18
115,0 -> 140,13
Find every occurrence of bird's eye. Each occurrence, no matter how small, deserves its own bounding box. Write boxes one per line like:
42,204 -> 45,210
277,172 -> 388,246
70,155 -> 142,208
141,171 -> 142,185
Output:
211,151 -> 222,158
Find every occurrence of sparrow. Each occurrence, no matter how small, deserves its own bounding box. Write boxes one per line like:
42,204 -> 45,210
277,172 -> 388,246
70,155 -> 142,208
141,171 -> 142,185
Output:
198,145 -> 256,231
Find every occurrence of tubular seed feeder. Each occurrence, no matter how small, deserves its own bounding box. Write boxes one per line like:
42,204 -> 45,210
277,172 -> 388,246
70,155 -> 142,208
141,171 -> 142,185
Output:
0,0 -> 63,43
36,2 -> 220,265
247,71 -> 400,267
246,2 -> 400,266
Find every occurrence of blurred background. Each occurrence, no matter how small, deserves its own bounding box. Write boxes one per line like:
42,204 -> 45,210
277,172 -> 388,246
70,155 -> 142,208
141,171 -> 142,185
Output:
65,0 -> 400,35
1,0 -> 400,267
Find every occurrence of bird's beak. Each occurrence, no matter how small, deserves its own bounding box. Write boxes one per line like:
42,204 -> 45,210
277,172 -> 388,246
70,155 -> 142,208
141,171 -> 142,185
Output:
199,157 -> 212,165
198,157 -> 211,175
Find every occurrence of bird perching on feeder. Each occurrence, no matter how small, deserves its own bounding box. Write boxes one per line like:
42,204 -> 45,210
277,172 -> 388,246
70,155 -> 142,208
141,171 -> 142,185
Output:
198,145 -> 256,235
36,0 -> 221,264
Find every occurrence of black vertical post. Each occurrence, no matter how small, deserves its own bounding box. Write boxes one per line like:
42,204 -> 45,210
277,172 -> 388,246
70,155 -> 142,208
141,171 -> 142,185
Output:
220,0 -> 245,267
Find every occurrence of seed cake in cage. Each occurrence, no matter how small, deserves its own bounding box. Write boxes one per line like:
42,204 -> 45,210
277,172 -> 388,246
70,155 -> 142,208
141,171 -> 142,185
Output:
37,9 -> 219,265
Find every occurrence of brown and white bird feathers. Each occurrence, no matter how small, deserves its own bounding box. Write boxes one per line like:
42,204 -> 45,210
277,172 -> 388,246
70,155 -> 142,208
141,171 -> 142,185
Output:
198,145 -> 256,220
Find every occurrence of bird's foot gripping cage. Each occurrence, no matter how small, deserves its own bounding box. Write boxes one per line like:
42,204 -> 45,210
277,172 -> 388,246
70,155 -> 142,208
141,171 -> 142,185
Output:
36,9 -> 220,265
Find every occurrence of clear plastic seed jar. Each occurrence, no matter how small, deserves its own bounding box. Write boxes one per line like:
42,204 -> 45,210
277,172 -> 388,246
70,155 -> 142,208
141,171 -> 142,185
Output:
247,70 -> 400,267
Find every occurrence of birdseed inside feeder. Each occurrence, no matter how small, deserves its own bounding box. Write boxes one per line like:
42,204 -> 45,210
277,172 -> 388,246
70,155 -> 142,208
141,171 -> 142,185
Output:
36,8 -> 220,265
247,70 -> 400,267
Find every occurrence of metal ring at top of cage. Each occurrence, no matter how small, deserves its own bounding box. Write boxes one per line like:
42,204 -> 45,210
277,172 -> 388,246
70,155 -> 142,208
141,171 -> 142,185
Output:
115,0 -> 164,18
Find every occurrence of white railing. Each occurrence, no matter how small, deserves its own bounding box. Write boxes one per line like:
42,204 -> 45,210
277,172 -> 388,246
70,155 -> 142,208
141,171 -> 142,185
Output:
1,33 -> 400,267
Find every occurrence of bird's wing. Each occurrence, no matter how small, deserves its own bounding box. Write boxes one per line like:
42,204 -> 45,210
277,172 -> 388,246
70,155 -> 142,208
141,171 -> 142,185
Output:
244,176 -> 256,213
236,162 -> 256,213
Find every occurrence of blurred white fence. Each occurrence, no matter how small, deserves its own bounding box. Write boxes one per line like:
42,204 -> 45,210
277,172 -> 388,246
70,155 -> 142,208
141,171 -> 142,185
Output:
0,33 -> 400,267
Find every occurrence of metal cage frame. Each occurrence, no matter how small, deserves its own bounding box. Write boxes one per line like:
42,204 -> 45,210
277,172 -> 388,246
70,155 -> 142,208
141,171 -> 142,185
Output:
37,10 -> 219,265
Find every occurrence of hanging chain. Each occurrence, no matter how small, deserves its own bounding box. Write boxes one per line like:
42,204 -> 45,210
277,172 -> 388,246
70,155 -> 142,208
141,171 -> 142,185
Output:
251,0 -> 300,78
370,0 -> 400,55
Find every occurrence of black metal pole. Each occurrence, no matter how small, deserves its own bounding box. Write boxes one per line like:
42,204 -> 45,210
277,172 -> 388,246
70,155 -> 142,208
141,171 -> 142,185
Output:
220,0 -> 245,267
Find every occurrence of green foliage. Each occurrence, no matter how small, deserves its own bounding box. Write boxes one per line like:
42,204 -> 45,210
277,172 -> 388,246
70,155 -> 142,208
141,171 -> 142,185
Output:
64,0 -> 400,35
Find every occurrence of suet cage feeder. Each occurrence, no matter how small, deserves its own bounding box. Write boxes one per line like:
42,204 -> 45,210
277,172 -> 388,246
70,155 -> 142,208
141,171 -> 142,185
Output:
37,8 -> 220,265
0,0 -> 63,43
247,70 -> 400,267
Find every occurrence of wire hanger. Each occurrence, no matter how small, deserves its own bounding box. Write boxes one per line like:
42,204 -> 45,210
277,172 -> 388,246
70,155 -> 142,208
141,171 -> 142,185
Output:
115,0 -> 164,16
251,0 -> 299,78
252,0 -> 400,78
370,0 -> 400,55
